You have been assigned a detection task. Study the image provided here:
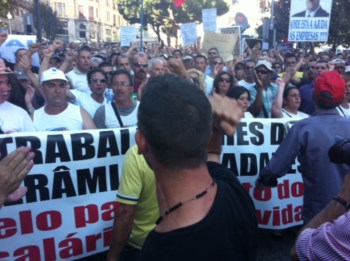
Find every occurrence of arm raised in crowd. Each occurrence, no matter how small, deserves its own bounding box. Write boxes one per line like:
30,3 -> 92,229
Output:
271,78 -> 287,118
59,48 -> 77,73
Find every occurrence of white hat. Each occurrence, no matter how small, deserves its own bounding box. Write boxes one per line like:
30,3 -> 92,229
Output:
331,58 -> 345,65
255,60 -> 273,72
40,68 -> 68,84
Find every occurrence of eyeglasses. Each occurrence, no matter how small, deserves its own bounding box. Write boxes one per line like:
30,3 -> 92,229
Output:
134,63 -> 148,68
91,78 -> 106,83
111,81 -> 130,87
212,61 -> 223,65
256,69 -> 269,75
119,63 -> 130,67
208,52 -> 217,55
245,66 -> 255,70
219,78 -> 231,83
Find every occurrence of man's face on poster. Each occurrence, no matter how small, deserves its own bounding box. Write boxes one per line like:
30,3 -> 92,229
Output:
306,0 -> 320,11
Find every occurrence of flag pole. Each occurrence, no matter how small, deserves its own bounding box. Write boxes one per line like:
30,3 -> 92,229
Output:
140,0 -> 144,51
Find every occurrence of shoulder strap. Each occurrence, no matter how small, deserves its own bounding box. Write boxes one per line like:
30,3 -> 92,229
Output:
111,103 -> 124,127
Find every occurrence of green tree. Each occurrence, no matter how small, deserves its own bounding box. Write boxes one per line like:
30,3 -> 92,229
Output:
116,0 -> 229,45
32,2 -> 63,41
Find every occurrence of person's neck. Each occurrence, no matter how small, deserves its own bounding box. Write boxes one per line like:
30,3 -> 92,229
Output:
44,102 -> 69,115
91,93 -> 104,103
76,66 -> 89,74
154,163 -> 216,232
284,106 -> 298,115
245,77 -> 254,83
115,99 -> 133,109
341,100 -> 349,109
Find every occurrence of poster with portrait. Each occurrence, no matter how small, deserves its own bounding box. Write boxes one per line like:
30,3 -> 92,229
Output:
288,0 -> 333,42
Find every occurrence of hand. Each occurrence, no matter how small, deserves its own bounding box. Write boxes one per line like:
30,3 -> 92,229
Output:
52,40 -> 63,50
25,85 -> 35,105
43,48 -> 55,58
276,77 -> 285,88
28,43 -> 40,55
253,70 -> 263,89
65,49 -> 77,62
255,178 -> 266,191
0,147 -> 35,205
209,93 -> 243,136
18,55 -> 32,72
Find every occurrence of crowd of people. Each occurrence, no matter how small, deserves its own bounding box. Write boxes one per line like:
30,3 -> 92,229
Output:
2,27 -> 350,260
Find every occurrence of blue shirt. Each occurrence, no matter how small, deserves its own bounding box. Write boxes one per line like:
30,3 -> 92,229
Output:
259,109 -> 350,222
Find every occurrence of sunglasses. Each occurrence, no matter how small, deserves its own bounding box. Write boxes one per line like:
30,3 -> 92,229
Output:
256,69 -> 269,75
208,52 -> 217,55
219,78 -> 231,83
91,78 -> 106,83
212,61 -> 223,65
134,63 -> 148,68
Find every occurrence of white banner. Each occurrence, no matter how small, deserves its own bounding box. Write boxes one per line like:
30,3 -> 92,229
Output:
202,8 -> 217,32
0,119 -> 304,259
180,23 -> 197,46
288,0 -> 333,42
120,26 -> 137,47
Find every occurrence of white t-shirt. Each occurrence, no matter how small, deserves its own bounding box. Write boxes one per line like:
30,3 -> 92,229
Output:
238,80 -> 256,94
205,76 -> 214,96
281,109 -> 309,119
66,67 -> 91,94
244,111 -> 254,118
0,101 -> 35,133
33,103 -> 83,131
337,104 -> 350,117
94,101 -> 140,128
71,90 -> 108,118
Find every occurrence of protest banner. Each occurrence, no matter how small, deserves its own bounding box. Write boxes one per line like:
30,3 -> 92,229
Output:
288,0 -> 332,42
179,23 -> 197,46
120,26 -> 137,47
0,34 -> 39,67
202,30 -> 239,62
202,8 -> 217,33
219,26 -> 242,57
0,118 -> 303,259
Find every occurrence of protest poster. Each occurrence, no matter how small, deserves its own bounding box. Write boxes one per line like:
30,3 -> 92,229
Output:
0,118 -> 304,259
179,23 -> 197,46
0,34 -> 38,66
288,0 -> 333,42
219,26 -> 242,57
202,8 -> 217,32
202,30 -> 239,62
120,26 -> 137,47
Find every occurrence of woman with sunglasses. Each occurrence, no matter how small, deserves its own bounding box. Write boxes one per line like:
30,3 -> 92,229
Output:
213,72 -> 235,97
271,78 -> 309,118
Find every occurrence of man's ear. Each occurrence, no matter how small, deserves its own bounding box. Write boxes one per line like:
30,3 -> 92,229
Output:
136,130 -> 148,154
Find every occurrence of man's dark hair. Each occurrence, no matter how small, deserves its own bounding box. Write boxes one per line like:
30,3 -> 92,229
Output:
98,62 -> 112,69
110,69 -> 133,86
194,54 -> 208,64
77,45 -> 91,55
313,93 -> 340,109
87,69 -> 107,83
138,74 -> 212,168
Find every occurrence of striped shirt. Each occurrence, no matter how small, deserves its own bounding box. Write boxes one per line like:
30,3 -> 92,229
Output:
296,211 -> 350,260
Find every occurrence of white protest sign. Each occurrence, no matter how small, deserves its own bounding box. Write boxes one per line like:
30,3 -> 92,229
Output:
0,34 -> 37,64
202,30 -> 238,62
202,8 -> 217,32
180,23 -> 197,46
288,0 -> 332,42
120,26 -> 137,47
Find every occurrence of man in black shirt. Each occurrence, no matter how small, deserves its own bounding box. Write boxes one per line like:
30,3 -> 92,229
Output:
136,74 -> 257,261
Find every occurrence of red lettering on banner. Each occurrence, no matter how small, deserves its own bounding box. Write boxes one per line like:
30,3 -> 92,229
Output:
37,211 -> 62,231
86,233 -> 102,252
256,210 -> 272,224
0,218 -> 16,239
273,207 -> 280,225
43,237 -> 57,261
0,252 -> 9,259
291,182 -> 304,197
74,204 -> 99,228
19,210 -> 34,234
253,187 -> 271,201
277,180 -> 290,199
103,226 -> 113,247
241,182 -> 252,193
14,245 -> 40,260
101,201 -> 119,221
59,233 -> 83,259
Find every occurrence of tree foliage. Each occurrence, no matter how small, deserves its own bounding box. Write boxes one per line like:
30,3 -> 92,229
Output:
116,0 -> 229,44
32,2 -> 63,41
273,0 -> 350,48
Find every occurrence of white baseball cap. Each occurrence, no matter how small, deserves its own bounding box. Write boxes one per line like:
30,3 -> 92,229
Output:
255,60 -> 274,72
40,68 -> 68,84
